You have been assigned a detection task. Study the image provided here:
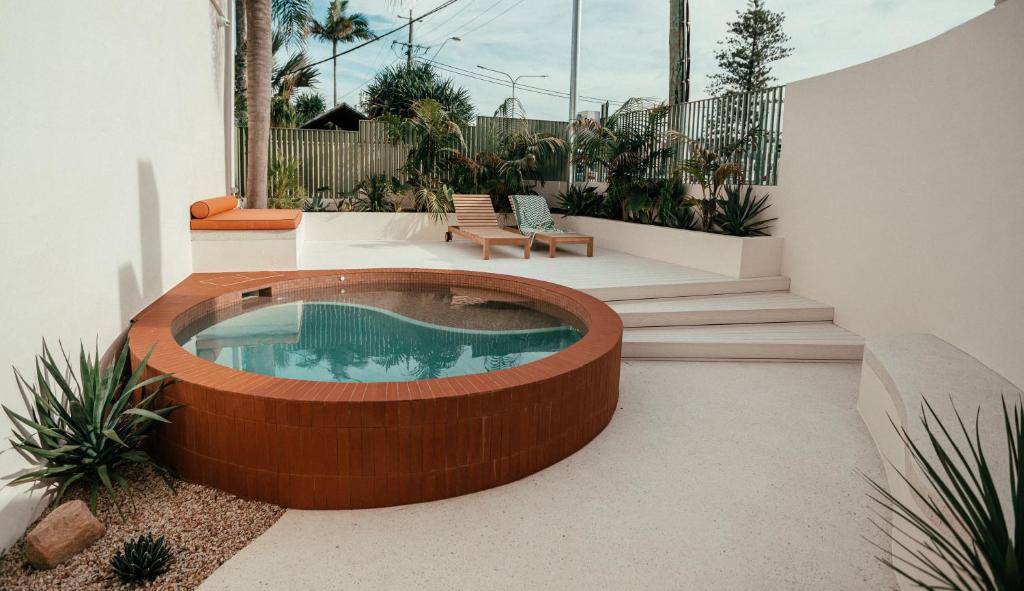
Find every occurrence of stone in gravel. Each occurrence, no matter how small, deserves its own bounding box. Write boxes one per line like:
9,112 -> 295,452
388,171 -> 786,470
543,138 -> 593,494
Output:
24,500 -> 105,569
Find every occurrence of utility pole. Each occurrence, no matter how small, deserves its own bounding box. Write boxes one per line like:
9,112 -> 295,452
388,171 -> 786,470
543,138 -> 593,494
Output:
406,9 -> 414,67
568,0 -> 582,186
669,0 -> 691,104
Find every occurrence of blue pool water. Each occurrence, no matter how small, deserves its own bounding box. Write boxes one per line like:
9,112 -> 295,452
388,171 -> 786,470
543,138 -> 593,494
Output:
176,286 -> 584,382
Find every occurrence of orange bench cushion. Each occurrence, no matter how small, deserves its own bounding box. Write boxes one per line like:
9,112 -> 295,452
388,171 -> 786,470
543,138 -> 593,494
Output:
190,196 -> 238,219
190,209 -> 304,230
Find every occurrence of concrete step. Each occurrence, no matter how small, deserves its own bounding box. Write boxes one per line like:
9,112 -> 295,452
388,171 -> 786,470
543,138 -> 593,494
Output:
609,292 -> 834,327
622,322 -> 864,361
584,276 -> 791,302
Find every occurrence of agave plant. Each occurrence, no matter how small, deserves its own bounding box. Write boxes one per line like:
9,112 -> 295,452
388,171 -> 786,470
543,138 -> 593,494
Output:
3,342 -> 179,511
557,184 -> 605,217
350,174 -> 406,213
715,184 -> 776,236
673,130 -> 758,232
110,533 -> 172,583
865,396 -> 1024,590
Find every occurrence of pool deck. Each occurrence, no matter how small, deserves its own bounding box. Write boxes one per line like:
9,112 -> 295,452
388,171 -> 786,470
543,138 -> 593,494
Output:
199,361 -> 893,590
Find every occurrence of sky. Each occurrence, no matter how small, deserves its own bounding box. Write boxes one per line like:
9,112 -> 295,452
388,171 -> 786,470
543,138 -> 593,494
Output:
297,0 -> 993,121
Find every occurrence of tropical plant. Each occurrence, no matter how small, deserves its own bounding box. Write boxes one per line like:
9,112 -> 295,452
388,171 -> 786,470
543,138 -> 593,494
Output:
556,184 -> 604,217
309,0 -> 373,106
865,396 -> 1024,590
363,62 -> 474,123
569,100 -> 675,221
271,0 -> 312,47
707,0 -> 793,97
715,184 -> 776,236
385,99 -> 468,182
350,174 -> 406,212
412,178 -> 454,222
3,342 -> 178,511
302,187 -> 331,212
269,30 -> 320,127
674,133 -> 753,231
110,533 -> 172,584
474,99 -> 565,210
294,92 -> 326,125
268,156 -> 306,208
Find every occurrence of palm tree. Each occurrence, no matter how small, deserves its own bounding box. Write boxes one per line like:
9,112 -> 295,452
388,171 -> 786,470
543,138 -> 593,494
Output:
244,0 -> 273,208
309,0 -> 373,106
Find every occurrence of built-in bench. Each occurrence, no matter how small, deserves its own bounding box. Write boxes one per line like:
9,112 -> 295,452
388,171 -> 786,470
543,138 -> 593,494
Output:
189,196 -> 304,271
858,334 -> 1020,590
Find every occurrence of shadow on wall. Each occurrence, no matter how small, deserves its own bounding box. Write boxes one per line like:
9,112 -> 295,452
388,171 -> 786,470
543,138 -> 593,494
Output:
114,160 -> 163,360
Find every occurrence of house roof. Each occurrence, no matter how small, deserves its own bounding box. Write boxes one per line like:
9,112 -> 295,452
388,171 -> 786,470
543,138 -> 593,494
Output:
299,102 -> 368,131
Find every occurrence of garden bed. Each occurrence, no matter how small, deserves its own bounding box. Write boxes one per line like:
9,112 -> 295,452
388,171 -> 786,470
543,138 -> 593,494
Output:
0,466 -> 283,590
555,215 -> 783,279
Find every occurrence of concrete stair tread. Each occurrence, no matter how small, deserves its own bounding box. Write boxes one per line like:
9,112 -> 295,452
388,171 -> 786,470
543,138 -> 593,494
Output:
609,291 -> 834,327
622,322 -> 864,361
586,276 -> 791,301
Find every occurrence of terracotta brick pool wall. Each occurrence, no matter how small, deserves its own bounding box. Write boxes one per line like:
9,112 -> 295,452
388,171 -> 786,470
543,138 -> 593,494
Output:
128,269 -> 622,509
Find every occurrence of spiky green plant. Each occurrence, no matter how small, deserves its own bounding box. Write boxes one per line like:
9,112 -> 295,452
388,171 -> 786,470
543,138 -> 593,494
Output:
557,184 -> 605,217
350,174 -> 406,212
715,184 -> 776,236
110,533 -> 172,583
3,342 -> 178,511
865,396 -> 1024,590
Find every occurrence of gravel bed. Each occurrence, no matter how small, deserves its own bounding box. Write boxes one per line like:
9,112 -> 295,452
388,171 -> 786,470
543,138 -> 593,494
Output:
0,465 -> 284,590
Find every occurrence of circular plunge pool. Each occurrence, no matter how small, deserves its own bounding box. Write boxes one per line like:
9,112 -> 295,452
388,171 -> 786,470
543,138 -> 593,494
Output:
176,283 -> 585,383
128,269 -> 622,509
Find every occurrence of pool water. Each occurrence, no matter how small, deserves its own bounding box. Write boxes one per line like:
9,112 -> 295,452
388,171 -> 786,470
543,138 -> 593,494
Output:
176,285 -> 585,382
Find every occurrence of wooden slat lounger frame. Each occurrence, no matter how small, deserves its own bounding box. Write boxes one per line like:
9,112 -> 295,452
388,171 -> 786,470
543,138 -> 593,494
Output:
445,195 -> 530,260
508,197 -> 594,258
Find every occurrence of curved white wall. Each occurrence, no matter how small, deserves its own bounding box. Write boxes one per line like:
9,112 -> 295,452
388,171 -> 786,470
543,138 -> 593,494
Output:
0,2 -> 229,547
772,0 -> 1024,388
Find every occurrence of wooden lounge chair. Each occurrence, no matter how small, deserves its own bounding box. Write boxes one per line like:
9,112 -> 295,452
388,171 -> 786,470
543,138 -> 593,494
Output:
445,194 -> 530,260
509,194 -> 594,258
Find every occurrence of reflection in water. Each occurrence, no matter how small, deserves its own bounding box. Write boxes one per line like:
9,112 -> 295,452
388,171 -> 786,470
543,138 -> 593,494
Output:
178,289 -> 583,383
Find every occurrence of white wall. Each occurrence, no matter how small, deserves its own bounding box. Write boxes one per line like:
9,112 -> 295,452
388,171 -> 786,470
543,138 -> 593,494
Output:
772,0 -> 1024,388
0,2 -> 229,547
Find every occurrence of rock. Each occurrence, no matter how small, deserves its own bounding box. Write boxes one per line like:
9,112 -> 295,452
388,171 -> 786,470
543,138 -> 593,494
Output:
24,500 -> 105,569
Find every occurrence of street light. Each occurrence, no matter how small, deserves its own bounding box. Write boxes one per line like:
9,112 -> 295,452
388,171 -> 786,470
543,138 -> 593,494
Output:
430,36 -> 461,61
476,65 -> 548,119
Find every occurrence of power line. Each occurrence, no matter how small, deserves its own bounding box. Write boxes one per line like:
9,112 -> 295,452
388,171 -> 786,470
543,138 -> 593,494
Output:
417,0 -> 478,44
303,0 -> 464,71
422,58 -> 627,106
457,0 -> 529,39
424,0 -> 503,45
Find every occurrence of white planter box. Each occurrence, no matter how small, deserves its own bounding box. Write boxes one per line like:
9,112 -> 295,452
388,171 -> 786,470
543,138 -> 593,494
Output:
302,212 -> 516,242
555,216 -> 783,279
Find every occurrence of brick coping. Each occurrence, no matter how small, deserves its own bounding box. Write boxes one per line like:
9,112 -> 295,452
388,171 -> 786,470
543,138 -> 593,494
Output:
127,269 -> 623,508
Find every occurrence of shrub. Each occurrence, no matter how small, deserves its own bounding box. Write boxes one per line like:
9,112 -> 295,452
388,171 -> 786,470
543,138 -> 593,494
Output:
557,184 -> 604,217
268,156 -> 306,209
715,184 -> 776,236
3,342 -> 179,511
110,533 -> 172,583
351,174 -> 406,213
302,187 -> 332,212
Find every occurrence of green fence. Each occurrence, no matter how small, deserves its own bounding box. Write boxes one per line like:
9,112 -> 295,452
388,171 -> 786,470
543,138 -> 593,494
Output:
235,115 -> 569,197
579,86 -> 785,186
235,87 -> 785,196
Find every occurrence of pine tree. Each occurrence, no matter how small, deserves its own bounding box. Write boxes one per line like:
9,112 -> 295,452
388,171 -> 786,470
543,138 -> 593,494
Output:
707,0 -> 792,97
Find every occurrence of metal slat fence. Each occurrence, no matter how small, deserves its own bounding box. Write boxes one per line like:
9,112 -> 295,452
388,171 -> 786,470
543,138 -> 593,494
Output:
235,87 -> 784,197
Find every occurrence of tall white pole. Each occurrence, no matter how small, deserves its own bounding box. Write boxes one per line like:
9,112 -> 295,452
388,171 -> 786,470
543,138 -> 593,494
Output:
568,0 -> 582,186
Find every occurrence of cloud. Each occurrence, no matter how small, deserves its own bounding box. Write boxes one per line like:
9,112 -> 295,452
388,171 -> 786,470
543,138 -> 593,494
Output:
302,0 -> 991,120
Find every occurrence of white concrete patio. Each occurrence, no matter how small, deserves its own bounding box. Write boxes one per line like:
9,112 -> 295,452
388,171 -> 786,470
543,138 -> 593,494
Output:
200,361 -> 893,590
299,240 -> 863,361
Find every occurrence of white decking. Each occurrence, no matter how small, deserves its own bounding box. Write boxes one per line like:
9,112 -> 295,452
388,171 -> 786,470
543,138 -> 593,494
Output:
300,240 -> 864,361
